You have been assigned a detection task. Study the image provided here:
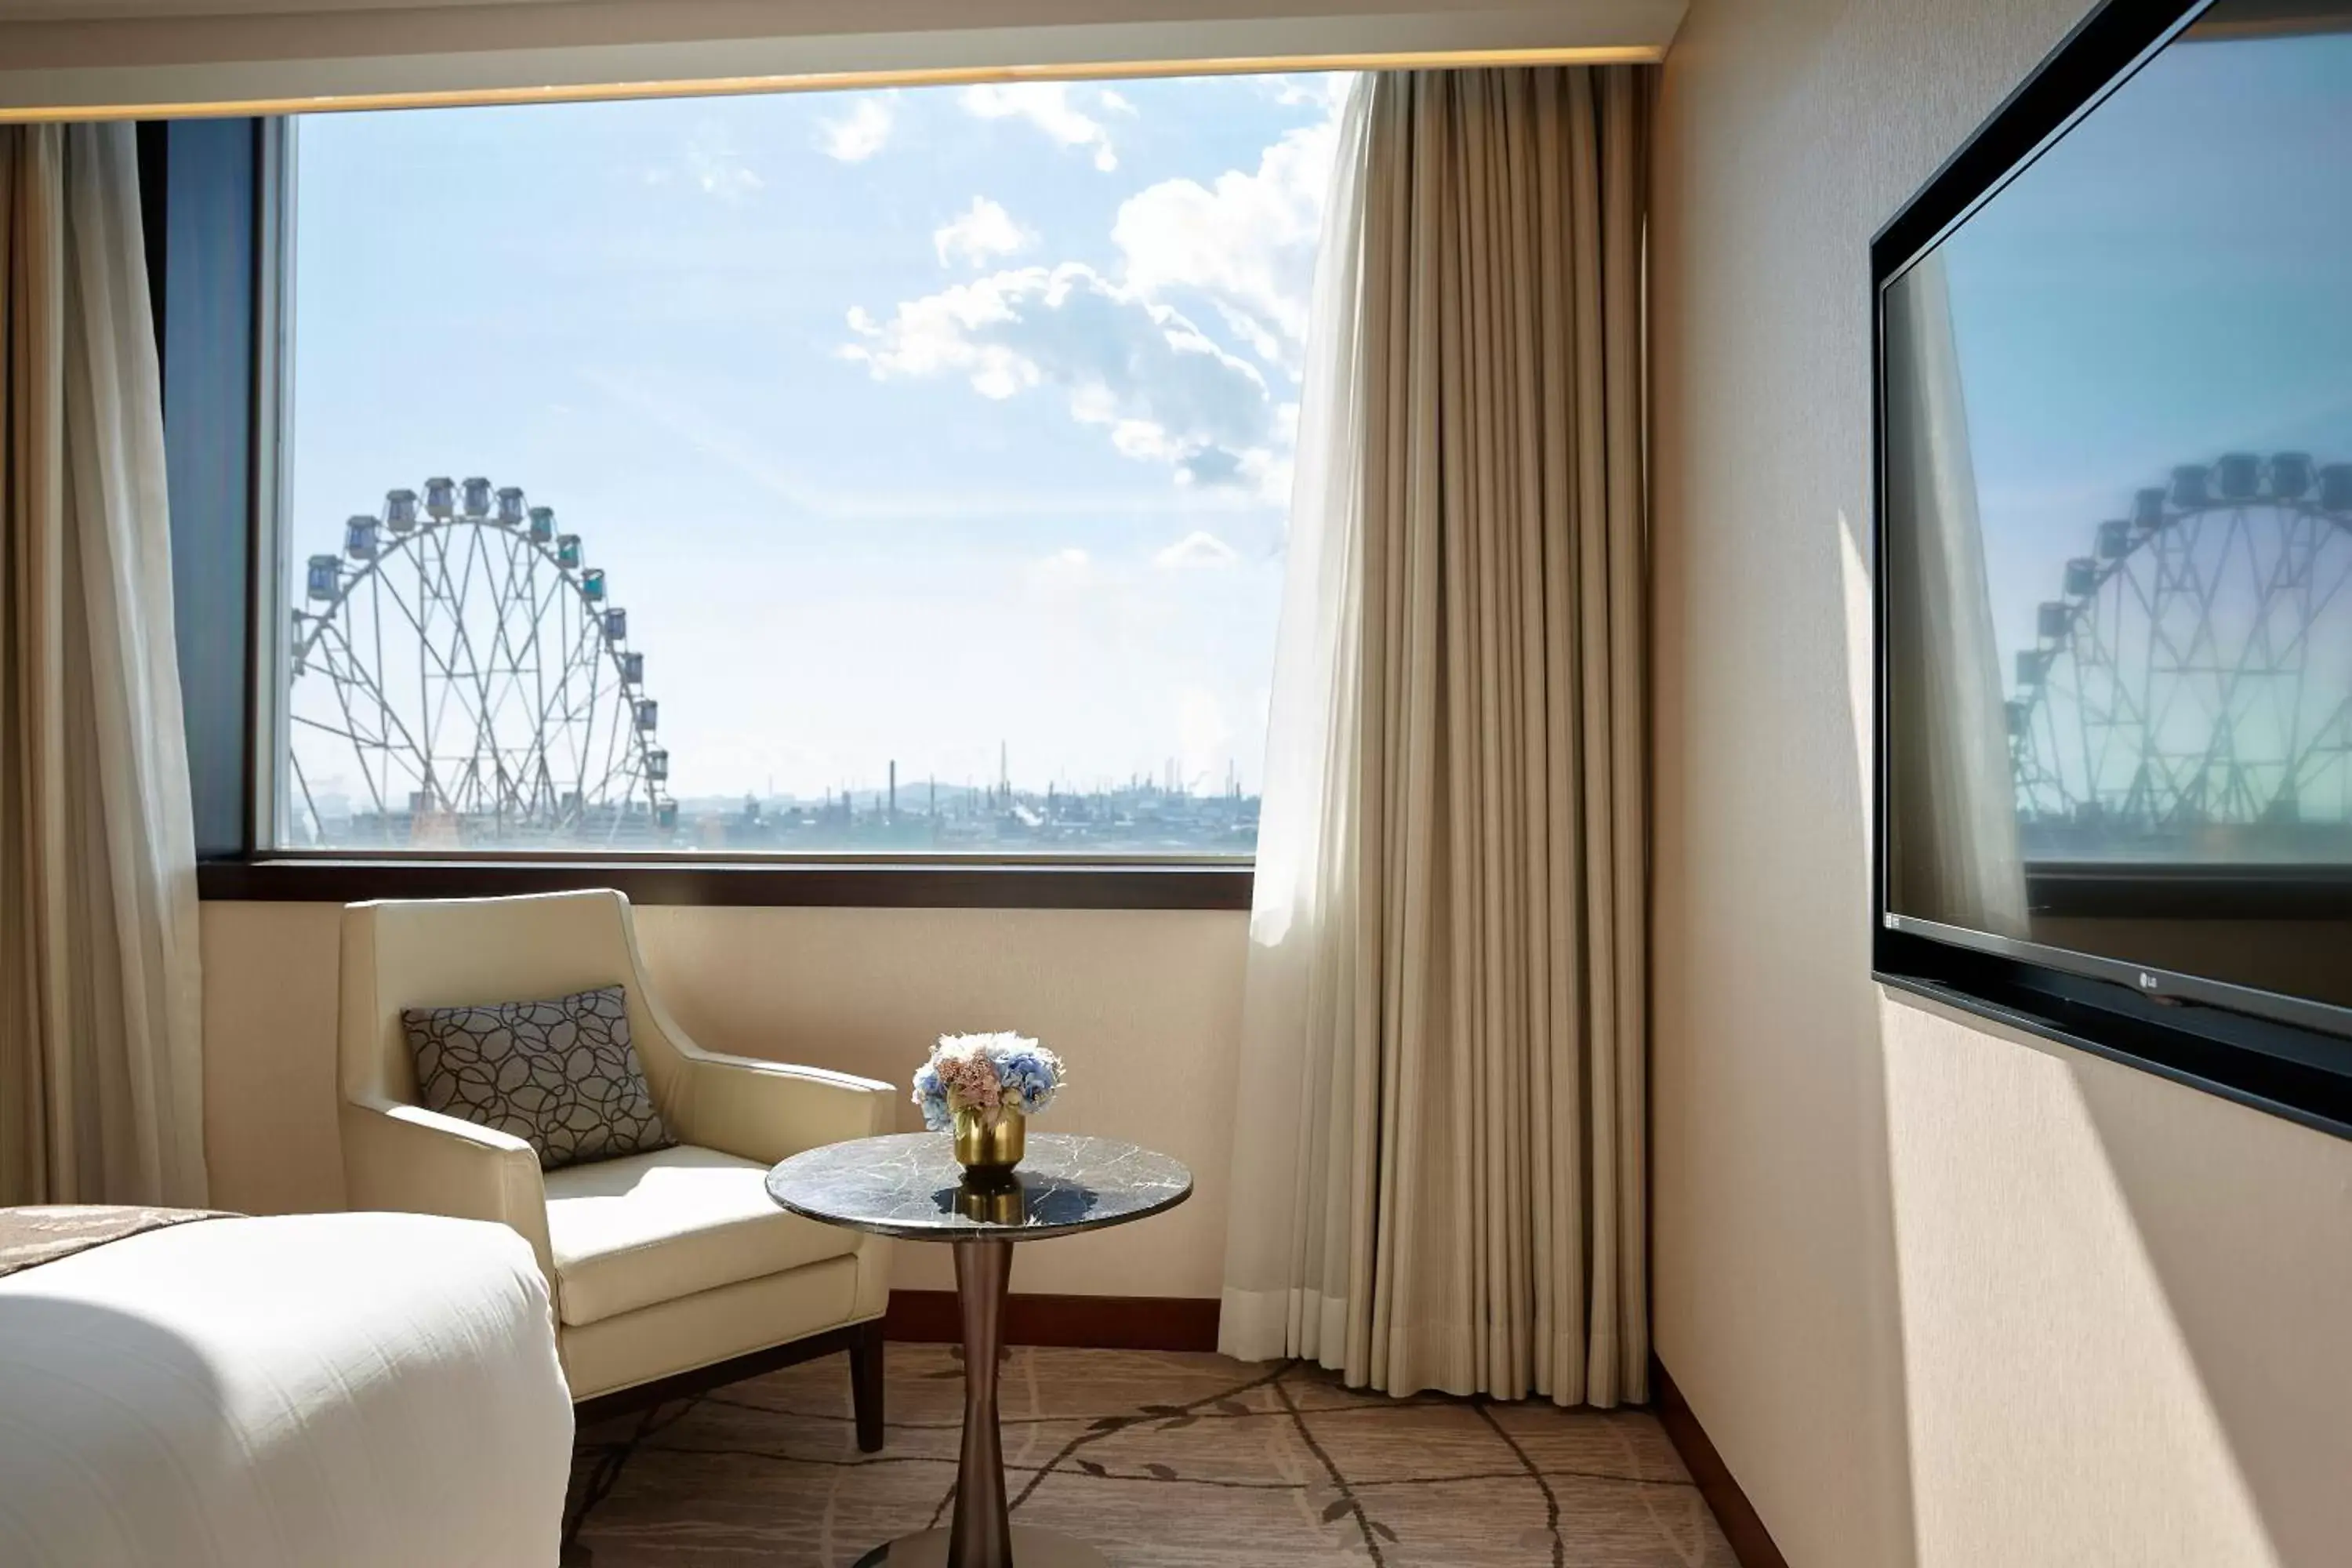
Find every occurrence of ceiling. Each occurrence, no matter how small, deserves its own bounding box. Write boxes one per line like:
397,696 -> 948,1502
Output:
0,0 -> 1687,119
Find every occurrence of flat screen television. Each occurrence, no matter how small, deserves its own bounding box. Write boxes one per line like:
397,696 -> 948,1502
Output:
1873,0 -> 2352,1133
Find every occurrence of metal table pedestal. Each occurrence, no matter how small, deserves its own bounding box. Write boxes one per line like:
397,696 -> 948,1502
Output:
766,1133 -> 1194,1568
853,1240 -> 1106,1568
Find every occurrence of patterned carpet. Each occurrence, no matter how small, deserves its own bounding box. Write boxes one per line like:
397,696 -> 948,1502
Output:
569,1345 -> 1734,1566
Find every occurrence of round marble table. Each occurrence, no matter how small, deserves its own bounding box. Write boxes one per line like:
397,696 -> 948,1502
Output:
767,1132 -> 1192,1568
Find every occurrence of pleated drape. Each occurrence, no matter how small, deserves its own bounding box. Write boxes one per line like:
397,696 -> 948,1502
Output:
1221,66 -> 1650,1406
0,123 -> 207,1207
1883,251 -> 2028,938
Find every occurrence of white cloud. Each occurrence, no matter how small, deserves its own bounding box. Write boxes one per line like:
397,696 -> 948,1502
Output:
819,94 -> 897,162
842,262 -> 1283,494
1177,686 -> 1235,791
933,197 -> 1033,269
1263,73 -> 1355,114
960,82 -> 1118,172
682,120 -> 763,201
1112,103 -> 1344,369
1152,530 -> 1241,571
1098,89 -> 1138,117
843,79 -> 1352,499
1026,547 -> 1098,593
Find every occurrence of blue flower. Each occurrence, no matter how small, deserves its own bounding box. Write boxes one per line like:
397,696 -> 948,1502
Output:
910,1061 -> 953,1131
993,1048 -> 1061,1116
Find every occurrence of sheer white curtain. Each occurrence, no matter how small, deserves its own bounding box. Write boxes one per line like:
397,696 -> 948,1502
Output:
1223,66 -> 1650,1406
1221,74 -> 1377,1370
1884,252 -> 2028,938
1,123 -> 208,1207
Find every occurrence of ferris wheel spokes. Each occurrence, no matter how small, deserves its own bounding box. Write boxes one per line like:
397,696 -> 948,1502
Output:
286,475 -> 674,848
2009,452 -> 2352,853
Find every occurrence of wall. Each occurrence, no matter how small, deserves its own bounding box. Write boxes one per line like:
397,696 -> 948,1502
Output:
201,900 -> 1247,1297
1650,2 -> 2352,1566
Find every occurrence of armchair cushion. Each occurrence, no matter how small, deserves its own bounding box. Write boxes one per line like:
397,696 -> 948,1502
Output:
404,985 -> 673,1171
542,1145 -> 858,1327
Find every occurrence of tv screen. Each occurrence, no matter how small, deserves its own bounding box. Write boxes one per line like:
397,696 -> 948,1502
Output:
1879,0 -> 2352,1044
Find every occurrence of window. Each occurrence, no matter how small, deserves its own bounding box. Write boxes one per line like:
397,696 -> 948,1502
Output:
272,74 -> 1350,859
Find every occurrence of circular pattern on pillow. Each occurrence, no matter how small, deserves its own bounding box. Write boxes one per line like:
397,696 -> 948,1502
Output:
403,985 -> 674,1170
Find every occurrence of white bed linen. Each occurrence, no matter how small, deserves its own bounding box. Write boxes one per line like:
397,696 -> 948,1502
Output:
0,1211 -> 572,1567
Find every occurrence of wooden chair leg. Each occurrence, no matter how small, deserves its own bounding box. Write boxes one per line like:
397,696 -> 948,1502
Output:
850,1318 -> 886,1453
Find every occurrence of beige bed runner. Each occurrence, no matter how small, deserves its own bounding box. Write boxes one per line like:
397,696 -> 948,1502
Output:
0,1206 -> 235,1279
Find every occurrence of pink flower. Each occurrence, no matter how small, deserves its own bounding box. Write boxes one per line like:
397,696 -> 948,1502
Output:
936,1040 -> 1002,1114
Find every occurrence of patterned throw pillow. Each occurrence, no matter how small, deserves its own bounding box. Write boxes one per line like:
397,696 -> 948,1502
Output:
403,985 -> 675,1171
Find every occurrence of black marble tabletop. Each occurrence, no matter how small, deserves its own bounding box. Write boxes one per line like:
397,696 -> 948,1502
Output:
765,1132 -> 1192,1242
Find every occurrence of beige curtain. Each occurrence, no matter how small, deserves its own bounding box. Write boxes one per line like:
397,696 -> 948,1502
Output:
1883,252 -> 2029,938
1221,65 -> 1650,1406
1,124 -> 207,1207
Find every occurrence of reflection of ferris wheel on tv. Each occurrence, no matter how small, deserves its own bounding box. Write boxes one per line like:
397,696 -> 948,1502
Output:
2009,453 -> 2352,836
289,475 -> 675,845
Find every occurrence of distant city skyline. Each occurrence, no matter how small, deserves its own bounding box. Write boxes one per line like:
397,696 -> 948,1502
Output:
293,749 -> 1261,855
282,73 -> 1352,821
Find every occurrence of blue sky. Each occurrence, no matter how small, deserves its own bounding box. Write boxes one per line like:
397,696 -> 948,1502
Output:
286,73 -> 1349,804
1938,28 -> 2352,670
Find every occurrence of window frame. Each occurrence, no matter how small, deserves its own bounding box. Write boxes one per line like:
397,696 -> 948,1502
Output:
161,111 -> 1257,912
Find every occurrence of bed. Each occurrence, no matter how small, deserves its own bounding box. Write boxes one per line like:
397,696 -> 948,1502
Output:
0,1210 -> 572,1566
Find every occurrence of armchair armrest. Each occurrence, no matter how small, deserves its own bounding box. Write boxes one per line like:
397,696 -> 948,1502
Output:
339,1097 -> 555,1281
668,1047 -> 895,1167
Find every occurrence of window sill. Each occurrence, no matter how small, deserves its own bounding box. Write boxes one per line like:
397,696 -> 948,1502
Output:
2024,861 -> 2352,919
197,856 -> 1254,911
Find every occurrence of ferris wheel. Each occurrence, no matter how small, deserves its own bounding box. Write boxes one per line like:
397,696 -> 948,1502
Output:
2009,453 -> 2352,840
287,475 -> 675,847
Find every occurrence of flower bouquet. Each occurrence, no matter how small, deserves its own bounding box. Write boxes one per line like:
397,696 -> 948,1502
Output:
913,1033 -> 1064,1181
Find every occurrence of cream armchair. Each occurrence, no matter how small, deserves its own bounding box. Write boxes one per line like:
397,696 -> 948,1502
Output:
338,889 -> 895,1439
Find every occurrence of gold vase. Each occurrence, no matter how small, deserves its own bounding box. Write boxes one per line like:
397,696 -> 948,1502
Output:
953,1107 -> 1025,1183
953,1181 -> 1026,1224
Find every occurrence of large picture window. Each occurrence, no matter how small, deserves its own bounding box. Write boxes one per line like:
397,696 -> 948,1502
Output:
274,73 -> 1349,858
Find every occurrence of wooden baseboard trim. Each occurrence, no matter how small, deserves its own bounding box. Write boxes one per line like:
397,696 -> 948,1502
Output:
885,1290 -> 1220,1352
1653,1357 -> 1792,1568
